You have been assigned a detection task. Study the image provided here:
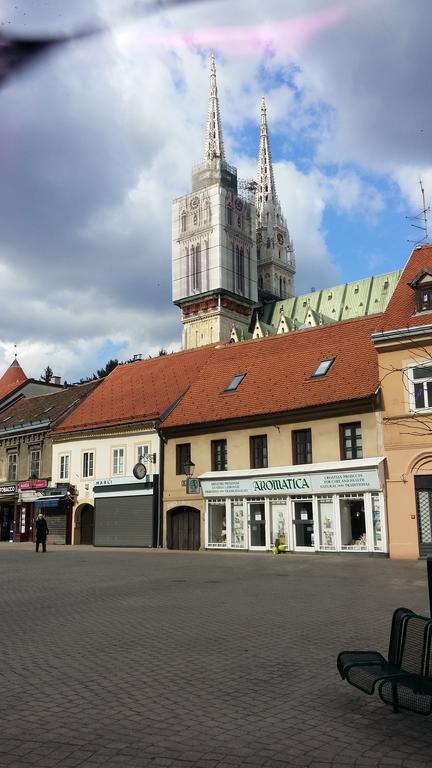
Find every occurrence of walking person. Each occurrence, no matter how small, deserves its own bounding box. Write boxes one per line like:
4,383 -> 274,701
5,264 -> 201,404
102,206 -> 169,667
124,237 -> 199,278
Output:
35,512 -> 49,552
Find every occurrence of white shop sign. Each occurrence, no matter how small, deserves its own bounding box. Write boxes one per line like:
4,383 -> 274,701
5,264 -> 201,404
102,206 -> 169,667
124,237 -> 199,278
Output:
200,469 -> 380,497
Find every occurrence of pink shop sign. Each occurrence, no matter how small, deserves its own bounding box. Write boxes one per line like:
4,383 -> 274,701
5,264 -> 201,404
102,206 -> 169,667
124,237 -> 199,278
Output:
17,479 -> 48,490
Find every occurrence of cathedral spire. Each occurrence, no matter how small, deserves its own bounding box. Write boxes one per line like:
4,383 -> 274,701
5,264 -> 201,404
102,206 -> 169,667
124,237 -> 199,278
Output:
203,55 -> 225,162
257,97 -> 277,211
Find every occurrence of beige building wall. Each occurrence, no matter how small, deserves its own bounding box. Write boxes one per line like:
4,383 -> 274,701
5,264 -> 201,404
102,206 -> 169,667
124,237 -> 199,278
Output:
163,408 -> 382,549
376,338 -> 432,558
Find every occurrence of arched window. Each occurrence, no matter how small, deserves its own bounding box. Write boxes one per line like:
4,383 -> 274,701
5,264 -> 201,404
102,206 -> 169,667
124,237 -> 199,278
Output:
227,204 -> 232,226
279,276 -> 283,296
258,276 -> 263,289
181,211 -> 187,233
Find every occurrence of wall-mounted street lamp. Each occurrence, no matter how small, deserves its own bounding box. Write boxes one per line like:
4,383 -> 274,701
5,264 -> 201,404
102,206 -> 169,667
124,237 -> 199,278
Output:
183,459 -> 195,477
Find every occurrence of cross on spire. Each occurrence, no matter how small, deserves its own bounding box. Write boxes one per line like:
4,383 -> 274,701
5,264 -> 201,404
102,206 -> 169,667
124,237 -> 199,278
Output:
203,55 -> 225,162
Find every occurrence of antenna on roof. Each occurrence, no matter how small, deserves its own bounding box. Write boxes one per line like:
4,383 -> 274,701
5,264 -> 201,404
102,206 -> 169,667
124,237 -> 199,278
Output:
407,178 -> 430,245
14,344 -> 17,360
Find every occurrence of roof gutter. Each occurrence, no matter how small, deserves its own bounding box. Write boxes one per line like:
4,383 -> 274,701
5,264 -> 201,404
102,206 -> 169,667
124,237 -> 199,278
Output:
372,322 -> 432,343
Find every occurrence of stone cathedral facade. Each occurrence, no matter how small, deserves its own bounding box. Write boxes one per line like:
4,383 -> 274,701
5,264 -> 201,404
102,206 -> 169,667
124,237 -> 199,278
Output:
172,57 -> 295,350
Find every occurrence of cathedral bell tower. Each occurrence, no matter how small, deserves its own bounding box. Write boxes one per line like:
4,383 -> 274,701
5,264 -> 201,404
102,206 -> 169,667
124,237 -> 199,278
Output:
172,57 -> 257,350
256,98 -> 295,303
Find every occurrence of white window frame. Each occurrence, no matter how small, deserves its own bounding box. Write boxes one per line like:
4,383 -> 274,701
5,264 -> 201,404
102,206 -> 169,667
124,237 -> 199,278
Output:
82,450 -> 95,479
112,447 -> 125,477
409,361 -> 432,412
59,453 -> 70,481
136,443 -> 150,465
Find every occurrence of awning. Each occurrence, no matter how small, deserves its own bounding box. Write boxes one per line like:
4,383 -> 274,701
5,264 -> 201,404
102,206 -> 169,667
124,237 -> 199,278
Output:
34,494 -> 65,508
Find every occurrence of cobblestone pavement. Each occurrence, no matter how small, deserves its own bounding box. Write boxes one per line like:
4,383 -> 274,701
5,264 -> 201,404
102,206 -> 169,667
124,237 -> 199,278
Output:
1,545 -> 432,768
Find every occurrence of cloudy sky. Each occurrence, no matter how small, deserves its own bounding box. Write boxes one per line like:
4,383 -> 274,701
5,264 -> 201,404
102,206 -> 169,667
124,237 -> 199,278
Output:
0,0 -> 431,383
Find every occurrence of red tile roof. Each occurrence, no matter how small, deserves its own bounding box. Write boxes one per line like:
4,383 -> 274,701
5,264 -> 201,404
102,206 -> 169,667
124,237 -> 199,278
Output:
51,346 -> 216,434
0,359 -> 27,401
375,244 -> 432,333
161,314 -> 380,430
0,381 -> 99,432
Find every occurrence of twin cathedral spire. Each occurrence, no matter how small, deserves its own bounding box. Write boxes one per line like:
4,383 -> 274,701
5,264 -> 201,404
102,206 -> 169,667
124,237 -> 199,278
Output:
172,56 -> 295,350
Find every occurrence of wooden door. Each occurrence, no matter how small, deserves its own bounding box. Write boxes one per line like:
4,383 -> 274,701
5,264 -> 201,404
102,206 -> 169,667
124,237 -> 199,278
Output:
169,508 -> 200,550
80,505 -> 94,545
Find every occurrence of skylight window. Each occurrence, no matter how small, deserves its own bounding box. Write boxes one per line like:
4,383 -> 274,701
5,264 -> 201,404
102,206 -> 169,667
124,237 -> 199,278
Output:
224,373 -> 246,392
311,358 -> 335,378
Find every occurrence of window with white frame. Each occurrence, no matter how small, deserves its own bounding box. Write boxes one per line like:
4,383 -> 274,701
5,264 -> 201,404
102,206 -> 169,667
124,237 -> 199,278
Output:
82,451 -> 94,479
137,444 -> 149,465
412,363 -> 432,411
59,454 -> 70,481
29,449 -> 41,478
112,447 -> 125,476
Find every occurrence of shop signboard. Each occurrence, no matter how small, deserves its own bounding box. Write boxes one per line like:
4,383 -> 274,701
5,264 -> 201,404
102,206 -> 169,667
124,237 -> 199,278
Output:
200,468 -> 381,497
186,478 -> 200,494
17,479 -> 48,490
0,484 -> 17,495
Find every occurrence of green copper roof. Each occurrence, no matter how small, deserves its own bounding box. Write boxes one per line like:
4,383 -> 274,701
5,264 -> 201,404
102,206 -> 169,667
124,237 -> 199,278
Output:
260,269 -> 402,330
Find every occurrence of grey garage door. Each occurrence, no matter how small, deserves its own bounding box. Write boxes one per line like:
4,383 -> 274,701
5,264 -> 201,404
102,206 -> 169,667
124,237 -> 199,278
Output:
94,495 -> 153,547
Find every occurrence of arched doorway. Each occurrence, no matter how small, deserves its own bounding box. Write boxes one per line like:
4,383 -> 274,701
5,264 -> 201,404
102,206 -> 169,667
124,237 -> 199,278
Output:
75,504 -> 94,545
167,506 -> 200,550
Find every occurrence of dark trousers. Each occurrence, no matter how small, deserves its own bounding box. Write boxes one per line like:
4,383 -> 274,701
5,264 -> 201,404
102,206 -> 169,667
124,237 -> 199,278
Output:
36,537 -> 46,552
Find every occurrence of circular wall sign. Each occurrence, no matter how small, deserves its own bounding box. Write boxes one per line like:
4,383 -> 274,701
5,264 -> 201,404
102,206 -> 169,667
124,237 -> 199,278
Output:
133,462 -> 147,480
190,196 -> 200,208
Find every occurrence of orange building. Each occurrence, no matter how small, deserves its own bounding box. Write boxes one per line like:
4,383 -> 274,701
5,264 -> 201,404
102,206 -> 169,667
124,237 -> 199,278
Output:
373,244 -> 432,558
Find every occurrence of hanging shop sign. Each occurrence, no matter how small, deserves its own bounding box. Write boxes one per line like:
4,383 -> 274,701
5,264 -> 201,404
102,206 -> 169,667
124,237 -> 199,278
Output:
17,479 -> 48,491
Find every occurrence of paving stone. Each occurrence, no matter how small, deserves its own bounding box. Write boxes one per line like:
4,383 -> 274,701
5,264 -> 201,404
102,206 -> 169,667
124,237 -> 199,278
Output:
1,546 -> 432,767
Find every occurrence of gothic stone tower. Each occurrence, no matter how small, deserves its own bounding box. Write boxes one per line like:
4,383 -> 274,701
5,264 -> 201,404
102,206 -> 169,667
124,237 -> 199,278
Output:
172,57 -> 257,350
256,98 -> 295,303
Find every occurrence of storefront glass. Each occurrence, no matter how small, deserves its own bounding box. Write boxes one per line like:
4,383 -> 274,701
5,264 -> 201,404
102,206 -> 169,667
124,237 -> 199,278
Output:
270,500 -> 288,550
318,496 -> 336,550
340,494 -> 366,550
372,493 -> 384,551
231,500 -> 245,548
208,501 -> 227,547
293,499 -> 314,548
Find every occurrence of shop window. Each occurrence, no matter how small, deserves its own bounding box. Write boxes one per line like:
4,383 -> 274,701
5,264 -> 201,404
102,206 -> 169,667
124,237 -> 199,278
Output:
292,429 -> 312,464
176,443 -> 191,475
29,449 -> 41,479
59,454 -> 70,481
340,422 -> 363,459
112,447 -> 125,476
208,502 -> 227,546
231,500 -> 245,548
7,452 -> 17,481
250,435 -> 268,469
372,494 -> 383,551
318,496 -> 336,550
340,496 -> 366,550
211,439 -> 227,471
82,451 -> 94,479
412,363 -> 432,410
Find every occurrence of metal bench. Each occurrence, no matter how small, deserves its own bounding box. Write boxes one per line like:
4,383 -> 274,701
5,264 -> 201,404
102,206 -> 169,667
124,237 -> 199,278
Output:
337,607 -> 432,714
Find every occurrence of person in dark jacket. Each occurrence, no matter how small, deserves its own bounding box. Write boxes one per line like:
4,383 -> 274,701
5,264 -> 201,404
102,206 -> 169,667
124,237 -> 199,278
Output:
35,513 -> 49,552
